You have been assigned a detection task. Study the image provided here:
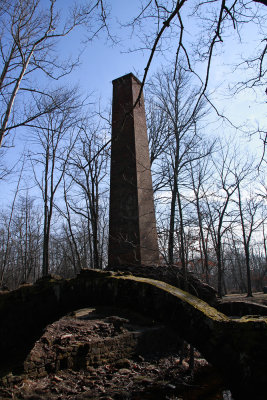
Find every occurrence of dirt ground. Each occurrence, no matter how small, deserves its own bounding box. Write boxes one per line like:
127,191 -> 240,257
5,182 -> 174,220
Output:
221,292 -> 267,306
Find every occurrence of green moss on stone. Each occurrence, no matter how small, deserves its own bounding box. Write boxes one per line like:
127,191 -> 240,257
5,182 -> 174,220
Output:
110,275 -> 229,322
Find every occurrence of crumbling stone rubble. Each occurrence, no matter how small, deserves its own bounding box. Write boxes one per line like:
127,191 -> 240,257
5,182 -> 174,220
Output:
0,307 -> 227,399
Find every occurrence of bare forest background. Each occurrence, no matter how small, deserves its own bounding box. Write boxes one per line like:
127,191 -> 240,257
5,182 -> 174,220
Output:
0,0 -> 266,298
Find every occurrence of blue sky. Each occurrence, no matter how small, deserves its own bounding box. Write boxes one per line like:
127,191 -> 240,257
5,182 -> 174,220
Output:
58,0 -> 266,126
57,0 -> 150,99
0,0 -> 266,207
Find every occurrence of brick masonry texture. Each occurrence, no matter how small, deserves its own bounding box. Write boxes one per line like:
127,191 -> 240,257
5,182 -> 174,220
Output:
108,73 -> 159,267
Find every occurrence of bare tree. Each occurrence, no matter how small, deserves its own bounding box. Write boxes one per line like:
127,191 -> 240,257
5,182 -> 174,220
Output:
188,147 -> 216,283
30,87 -> 82,276
148,65 -> 210,270
236,180 -> 266,296
13,192 -> 42,284
227,228 -> 248,293
61,179 -> 82,274
122,0 -> 266,106
0,159 -> 24,286
0,0 -> 108,147
204,142 -> 249,297
0,146 -> 17,181
0,190 -> 42,289
147,98 -> 169,166
65,122 -> 109,269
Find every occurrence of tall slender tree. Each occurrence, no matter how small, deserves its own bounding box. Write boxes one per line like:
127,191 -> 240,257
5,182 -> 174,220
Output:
65,122 -> 109,269
148,65 -> 209,269
30,87 -> 82,276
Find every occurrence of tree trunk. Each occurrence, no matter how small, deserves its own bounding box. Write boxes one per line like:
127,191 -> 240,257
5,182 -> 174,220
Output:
177,189 -> 186,278
217,241 -> 223,298
168,184 -> 177,265
245,245 -> 253,297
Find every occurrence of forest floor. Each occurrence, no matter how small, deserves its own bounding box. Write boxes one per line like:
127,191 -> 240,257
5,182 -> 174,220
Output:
0,355 -> 226,400
221,292 -> 267,306
0,307 -> 229,400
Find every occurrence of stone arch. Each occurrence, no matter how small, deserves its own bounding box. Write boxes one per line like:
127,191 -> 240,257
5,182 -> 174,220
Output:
0,269 -> 267,400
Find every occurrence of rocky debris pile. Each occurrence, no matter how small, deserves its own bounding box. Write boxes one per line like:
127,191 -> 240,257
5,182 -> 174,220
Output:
0,352 -> 214,399
21,307 -> 181,381
24,314 -> 129,377
0,307 -> 227,399
111,265 -> 217,306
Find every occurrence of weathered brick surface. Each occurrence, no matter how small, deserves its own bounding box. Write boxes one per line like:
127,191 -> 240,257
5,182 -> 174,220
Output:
1,310 -> 179,385
1,269 -> 267,399
23,332 -> 139,379
108,73 -> 159,267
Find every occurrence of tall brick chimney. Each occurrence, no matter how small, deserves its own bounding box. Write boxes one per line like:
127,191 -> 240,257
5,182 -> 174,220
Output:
108,73 -> 159,267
